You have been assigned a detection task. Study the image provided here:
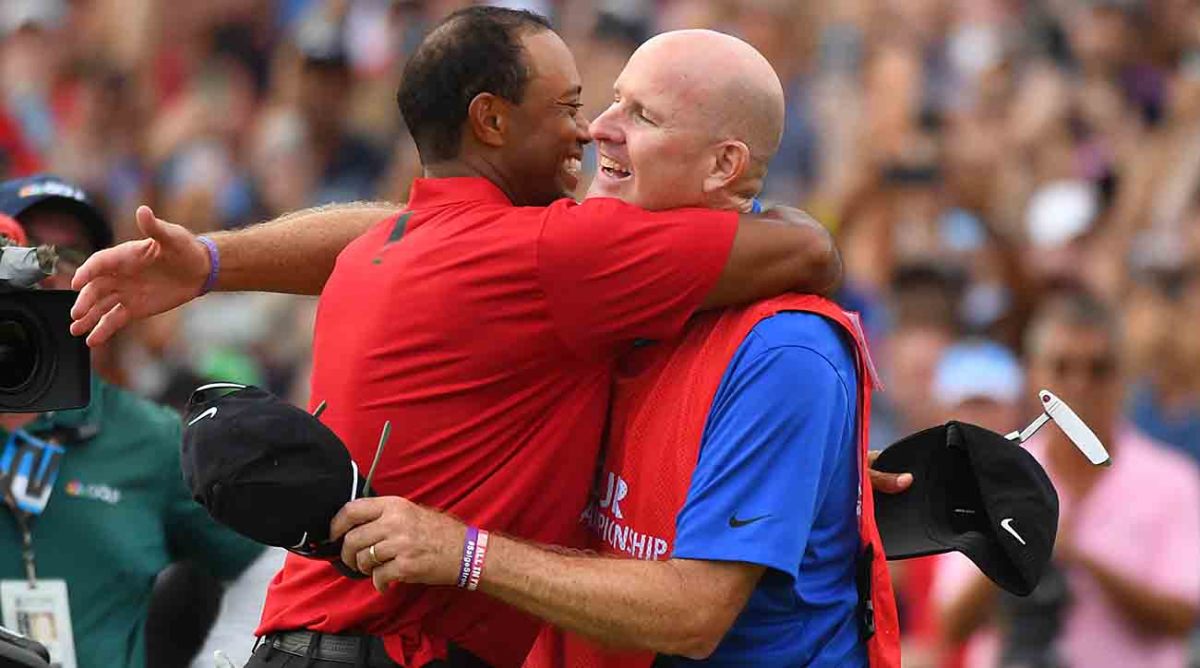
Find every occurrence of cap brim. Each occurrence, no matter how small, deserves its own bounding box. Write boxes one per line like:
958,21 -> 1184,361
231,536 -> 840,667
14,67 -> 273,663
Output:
15,196 -> 112,250
873,424 -> 956,559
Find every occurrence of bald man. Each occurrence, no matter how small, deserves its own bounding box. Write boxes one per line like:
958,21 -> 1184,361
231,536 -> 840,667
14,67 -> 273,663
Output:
333,31 -> 897,667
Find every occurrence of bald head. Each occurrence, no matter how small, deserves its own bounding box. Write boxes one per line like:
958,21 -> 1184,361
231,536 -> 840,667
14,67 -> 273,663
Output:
632,30 -> 785,169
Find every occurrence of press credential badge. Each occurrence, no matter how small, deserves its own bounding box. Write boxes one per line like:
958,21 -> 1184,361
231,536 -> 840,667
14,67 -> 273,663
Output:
1,579 -> 77,668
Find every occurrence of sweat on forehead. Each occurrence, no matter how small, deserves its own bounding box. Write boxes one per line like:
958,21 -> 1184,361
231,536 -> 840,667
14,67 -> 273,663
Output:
626,30 -> 785,156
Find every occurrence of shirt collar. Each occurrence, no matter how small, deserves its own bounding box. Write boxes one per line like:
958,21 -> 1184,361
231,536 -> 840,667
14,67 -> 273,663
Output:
407,177 -> 514,208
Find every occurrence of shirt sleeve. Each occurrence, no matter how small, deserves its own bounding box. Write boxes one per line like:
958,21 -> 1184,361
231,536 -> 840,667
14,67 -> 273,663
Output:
537,198 -> 738,358
672,320 -> 858,577
159,417 -> 265,581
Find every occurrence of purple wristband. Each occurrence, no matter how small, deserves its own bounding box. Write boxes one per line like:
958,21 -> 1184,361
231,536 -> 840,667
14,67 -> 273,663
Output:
197,235 -> 220,295
457,526 -> 480,589
467,530 -> 489,591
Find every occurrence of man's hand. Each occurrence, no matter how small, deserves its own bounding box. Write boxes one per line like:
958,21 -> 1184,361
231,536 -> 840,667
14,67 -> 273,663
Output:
868,450 -> 913,494
331,496 -> 466,593
70,206 -> 209,346
71,201 -> 397,346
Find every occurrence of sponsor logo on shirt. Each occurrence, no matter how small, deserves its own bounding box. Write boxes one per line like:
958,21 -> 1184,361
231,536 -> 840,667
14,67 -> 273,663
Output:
581,471 -> 670,561
63,480 -> 121,505
728,513 -> 770,528
597,471 -> 627,519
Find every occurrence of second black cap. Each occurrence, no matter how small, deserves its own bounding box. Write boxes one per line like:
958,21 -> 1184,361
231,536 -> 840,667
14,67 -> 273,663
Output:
873,421 -> 1059,596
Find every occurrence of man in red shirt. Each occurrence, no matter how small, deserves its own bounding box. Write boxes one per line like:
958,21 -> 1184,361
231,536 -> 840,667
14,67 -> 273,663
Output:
69,8 -> 841,668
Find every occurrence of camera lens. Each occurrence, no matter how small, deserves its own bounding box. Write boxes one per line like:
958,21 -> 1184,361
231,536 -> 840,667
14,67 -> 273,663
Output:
0,318 -> 36,391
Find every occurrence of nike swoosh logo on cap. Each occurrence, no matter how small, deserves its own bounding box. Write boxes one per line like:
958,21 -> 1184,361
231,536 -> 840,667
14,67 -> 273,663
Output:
187,407 -> 218,426
728,514 -> 770,528
1000,518 -> 1026,545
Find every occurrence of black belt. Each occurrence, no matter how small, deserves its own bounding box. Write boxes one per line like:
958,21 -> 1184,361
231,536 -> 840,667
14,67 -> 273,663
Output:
261,631 -> 494,667
263,631 -> 386,665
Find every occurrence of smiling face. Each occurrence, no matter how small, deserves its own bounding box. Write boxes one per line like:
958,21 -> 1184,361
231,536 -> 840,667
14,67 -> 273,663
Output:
585,30 -> 785,212
586,43 -> 718,210
500,30 -> 591,204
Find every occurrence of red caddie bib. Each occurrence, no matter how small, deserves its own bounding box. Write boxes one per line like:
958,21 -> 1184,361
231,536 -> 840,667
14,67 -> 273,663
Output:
524,295 -> 901,668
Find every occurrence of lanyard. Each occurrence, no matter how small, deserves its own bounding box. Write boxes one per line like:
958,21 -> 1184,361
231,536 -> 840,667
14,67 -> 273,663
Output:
0,430 -> 65,587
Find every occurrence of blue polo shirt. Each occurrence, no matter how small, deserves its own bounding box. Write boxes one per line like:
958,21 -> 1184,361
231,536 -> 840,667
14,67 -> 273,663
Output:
666,312 -> 865,667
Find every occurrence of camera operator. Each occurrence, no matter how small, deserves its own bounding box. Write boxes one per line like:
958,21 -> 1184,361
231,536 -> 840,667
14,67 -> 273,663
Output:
0,175 -> 265,668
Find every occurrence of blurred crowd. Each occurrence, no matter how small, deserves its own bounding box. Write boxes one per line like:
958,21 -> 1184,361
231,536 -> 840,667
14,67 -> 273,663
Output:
3,0 -> 1200,666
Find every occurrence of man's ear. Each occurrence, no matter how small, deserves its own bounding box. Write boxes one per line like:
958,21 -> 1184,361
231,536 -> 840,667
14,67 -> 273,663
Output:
467,92 -> 511,148
703,140 -> 751,194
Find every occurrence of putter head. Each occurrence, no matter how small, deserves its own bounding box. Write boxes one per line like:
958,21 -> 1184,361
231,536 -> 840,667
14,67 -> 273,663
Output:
1040,390 -> 1111,466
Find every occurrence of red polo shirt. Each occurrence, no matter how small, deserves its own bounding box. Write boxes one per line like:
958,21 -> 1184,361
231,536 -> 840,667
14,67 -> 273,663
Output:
257,177 -> 738,666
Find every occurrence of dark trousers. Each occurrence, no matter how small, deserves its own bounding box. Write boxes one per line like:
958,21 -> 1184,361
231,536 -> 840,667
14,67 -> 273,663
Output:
244,633 -> 493,668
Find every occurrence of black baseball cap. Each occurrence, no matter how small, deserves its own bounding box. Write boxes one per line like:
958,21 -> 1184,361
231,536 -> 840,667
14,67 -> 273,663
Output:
0,175 -> 113,251
181,383 -> 367,568
872,421 -> 1059,596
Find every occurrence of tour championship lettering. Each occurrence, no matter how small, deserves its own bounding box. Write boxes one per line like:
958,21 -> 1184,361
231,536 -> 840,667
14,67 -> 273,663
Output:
579,472 -> 670,561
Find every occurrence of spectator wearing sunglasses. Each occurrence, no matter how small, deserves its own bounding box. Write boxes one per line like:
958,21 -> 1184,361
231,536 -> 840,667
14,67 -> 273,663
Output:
936,291 -> 1200,668
0,175 -> 265,668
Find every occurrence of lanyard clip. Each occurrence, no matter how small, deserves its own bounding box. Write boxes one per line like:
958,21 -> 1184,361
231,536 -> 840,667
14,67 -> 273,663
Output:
1,430 -> 66,517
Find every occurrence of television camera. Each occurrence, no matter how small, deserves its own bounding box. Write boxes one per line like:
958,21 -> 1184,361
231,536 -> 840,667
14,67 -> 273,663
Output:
0,239 -> 89,413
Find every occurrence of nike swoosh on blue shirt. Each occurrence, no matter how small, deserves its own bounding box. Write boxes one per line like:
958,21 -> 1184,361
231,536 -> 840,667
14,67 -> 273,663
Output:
728,513 -> 770,528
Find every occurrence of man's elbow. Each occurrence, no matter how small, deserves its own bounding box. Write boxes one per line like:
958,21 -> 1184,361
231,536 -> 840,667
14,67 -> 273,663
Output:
673,630 -> 722,661
659,609 -> 730,660
675,639 -> 721,661
791,224 -> 841,297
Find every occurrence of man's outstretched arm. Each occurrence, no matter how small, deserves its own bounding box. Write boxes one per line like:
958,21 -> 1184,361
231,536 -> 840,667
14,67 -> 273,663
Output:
483,537 -> 761,658
70,202 -> 398,345
212,202 -> 399,293
331,472 -> 908,658
71,201 -> 844,348
330,496 -> 759,659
